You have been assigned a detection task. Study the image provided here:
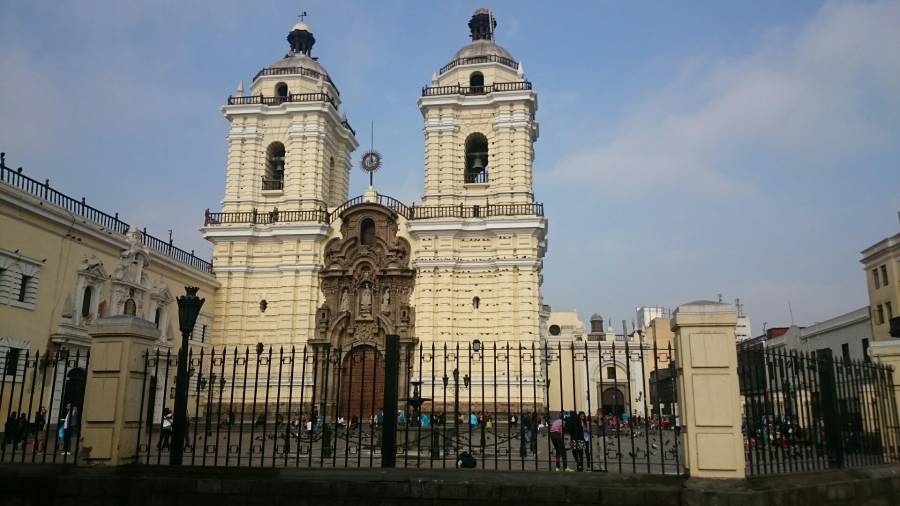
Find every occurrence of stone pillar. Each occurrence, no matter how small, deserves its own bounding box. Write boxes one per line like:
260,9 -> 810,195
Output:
671,300 -> 745,478
869,340 -> 900,462
80,315 -> 160,465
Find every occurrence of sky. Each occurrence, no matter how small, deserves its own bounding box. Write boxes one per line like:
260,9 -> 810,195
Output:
2,1 -> 899,335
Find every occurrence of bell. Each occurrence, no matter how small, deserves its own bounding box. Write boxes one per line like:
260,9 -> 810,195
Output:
471,156 -> 484,172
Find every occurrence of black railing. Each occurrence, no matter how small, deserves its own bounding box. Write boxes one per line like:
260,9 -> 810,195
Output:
465,171 -> 489,184
227,93 -> 336,108
205,199 -> 544,226
738,346 -> 900,476
134,340 -> 680,474
261,178 -> 284,191
204,208 -> 328,226
0,348 -> 91,465
252,66 -> 340,96
0,153 -> 212,274
422,81 -> 532,97
440,55 -> 519,74
409,202 -> 544,219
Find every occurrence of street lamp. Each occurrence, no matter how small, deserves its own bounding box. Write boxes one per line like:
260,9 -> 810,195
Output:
171,286 -> 205,465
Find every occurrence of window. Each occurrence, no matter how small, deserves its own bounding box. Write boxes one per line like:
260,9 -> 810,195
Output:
81,286 -> 93,318
264,142 -> 286,190
17,275 -> 31,302
862,338 -> 870,363
154,307 -> 162,328
201,325 -> 208,343
873,268 -> 881,289
275,82 -> 288,99
887,301 -> 894,320
469,71 -> 485,93
464,133 -> 488,184
360,218 -> 376,246
606,367 -> 616,380
548,324 -> 560,336
4,348 -> 20,377
881,265 -> 889,286
472,296 -> 480,310
877,305 -> 885,325
841,343 -> 851,363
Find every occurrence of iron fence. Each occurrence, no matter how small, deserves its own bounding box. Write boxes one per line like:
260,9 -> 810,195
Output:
135,340 -> 681,474
738,346 -> 900,475
0,348 -> 90,464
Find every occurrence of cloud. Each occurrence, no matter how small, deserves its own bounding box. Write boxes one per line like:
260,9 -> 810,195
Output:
548,0 -> 900,197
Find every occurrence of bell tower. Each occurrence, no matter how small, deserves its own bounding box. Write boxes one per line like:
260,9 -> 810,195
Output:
220,21 -> 357,213
418,8 -> 538,207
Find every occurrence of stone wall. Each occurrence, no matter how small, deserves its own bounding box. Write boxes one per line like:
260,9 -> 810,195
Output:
2,464 -> 899,506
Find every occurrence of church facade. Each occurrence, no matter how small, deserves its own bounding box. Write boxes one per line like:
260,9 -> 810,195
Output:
204,9 -> 548,361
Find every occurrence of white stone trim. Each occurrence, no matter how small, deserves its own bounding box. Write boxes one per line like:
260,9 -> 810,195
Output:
418,90 -> 536,109
412,258 -> 542,269
201,223 -> 331,240
407,216 -> 547,234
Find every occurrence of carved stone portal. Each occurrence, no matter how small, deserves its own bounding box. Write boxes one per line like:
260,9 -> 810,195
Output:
313,203 -> 416,419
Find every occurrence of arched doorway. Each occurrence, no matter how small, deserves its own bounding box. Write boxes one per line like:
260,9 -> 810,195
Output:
600,387 -> 625,417
339,345 -> 384,422
60,367 -> 86,415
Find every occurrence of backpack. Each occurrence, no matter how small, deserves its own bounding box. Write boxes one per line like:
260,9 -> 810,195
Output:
456,451 -> 477,468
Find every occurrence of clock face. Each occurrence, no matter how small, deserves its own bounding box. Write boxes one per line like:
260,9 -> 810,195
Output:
360,149 -> 382,173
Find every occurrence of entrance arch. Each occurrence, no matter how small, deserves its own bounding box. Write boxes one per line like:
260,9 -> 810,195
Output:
339,345 -> 384,421
600,387 -> 625,417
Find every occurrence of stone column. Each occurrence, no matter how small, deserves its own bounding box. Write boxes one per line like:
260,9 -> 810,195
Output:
671,300 -> 744,478
80,315 -> 160,465
869,340 -> 900,462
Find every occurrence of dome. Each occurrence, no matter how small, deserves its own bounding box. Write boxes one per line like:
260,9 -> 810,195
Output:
269,52 -> 329,78
590,313 -> 603,321
452,39 -> 515,62
291,21 -> 312,33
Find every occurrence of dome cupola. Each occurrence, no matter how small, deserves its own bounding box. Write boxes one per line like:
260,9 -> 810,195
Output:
287,21 -> 316,56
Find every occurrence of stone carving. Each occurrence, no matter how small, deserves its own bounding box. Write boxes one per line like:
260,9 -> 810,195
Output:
317,203 -> 415,348
110,227 -> 151,318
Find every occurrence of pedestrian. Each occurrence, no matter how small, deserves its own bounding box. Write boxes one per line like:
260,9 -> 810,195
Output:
3,412 -> 16,449
579,411 -> 592,468
158,407 -> 173,450
565,411 -> 585,471
15,412 -> 28,450
34,406 -> 47,453
61,403 -> 79,456
550,411 -> 570,471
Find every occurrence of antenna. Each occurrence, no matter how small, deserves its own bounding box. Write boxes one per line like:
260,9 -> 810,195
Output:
735,298 -> 743,317
298,11 -> 308,22
788,301 -> 795,326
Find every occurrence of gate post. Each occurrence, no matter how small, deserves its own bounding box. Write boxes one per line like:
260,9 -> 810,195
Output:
381,334 -> 400,467
80,316 -> 160,465
869,341 -> 900,462
671,300 -> 745,478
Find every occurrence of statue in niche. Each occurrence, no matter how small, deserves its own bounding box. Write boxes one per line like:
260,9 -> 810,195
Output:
360,284 -> 372,316
339,288 -> 350,313
381,289 -> 391,314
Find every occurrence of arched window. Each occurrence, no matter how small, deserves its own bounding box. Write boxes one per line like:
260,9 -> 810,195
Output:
464,133 -> 489,183
264,142 -> 286,190
360,218 -> 376,246
81,286 -> 93,319
469,72 -> 485,94
275,82 -> 289,99
124,298 -> 136,316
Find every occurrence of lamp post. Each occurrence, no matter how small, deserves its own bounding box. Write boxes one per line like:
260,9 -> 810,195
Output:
170,286 -> 205,465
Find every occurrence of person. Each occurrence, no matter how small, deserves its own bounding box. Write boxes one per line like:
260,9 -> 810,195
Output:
15,412 -> 28,450
469,412 -> 478,433
579,411 -> 592,468
550,411 -> 570,471
61,403 -> 79,456
3,412 -> 16,449
34,406 -> 47,453
158,407 -> 173,450
566,411 -> 585,471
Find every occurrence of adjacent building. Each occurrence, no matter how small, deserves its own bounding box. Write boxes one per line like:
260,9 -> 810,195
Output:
861,230 -> 900,341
